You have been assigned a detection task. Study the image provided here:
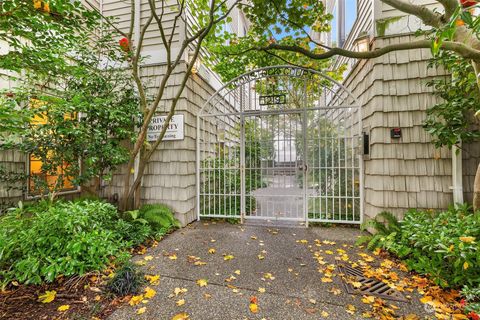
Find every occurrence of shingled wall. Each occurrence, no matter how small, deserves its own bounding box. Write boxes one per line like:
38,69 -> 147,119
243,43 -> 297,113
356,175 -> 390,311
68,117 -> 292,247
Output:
343,34 -> 453,220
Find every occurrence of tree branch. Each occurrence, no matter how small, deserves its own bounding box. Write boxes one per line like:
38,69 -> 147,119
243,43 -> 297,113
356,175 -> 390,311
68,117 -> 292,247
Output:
435,0 -> 459,21
381,0 -> 442,28
262,39 -> 480,61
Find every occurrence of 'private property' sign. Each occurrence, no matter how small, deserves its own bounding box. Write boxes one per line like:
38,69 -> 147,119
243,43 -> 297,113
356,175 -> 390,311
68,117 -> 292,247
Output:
147,114 -> 184,142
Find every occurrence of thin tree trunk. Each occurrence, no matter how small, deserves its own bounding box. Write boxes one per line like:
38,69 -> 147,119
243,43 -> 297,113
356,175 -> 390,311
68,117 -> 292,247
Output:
473,163 -> 480,212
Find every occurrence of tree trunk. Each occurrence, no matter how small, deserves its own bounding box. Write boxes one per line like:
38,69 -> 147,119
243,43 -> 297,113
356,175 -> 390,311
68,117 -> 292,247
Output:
473,163 -> 480,212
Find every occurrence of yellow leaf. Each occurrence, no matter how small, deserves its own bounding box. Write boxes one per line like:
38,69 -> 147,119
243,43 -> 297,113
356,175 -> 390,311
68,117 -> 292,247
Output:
224,254 -> 234,261
196,279 -> 208,287
321,277 -> 333,283
361,295 -> 375,304
258,287 -> 266,293
459,236 -> 475,243
329,287 -> 341,295
321,310 -> 329,317
137,307 -> 146,315
169,254 -> 178,260
346,304 -> 356,314
309,299 -> 316,304
463,261 -> 469,270
263,273 -> 275,280
129,294 -> 144,306
176,299 -> 185,306
145,274 -> 160,285
33,0 -> 42,9
420,296 -> 432,304
234,270 -> 241,275
144,255 -> 153,261
174,287 -> 188,296
351,281 -> 362,288
249,303 -> 258,313
57,305 -> 70,312
325,250 -> 333,255
38,290 -> 56,303
208,248 -> 216,254
171,313 -> 189,320
258,254 -> 265,260
144,287 -> 156,299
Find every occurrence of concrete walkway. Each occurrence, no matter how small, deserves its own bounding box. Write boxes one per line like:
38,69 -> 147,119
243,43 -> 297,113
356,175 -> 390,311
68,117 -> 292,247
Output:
108,222 -> 433,320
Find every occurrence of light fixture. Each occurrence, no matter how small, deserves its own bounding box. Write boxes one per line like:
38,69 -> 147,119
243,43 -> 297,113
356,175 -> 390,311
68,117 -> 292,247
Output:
188,52 -> 201,74
353,33 -> 370,53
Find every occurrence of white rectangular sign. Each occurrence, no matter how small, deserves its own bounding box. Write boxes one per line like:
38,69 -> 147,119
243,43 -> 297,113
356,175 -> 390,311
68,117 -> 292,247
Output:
147,114 -> 184,142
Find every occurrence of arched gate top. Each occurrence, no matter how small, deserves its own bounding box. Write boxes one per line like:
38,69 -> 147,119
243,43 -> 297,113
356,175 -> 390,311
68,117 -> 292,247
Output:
199,65 -> 360,116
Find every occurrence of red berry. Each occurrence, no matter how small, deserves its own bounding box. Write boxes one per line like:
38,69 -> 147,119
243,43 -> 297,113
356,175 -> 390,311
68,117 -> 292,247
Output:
119,37 -> 129,52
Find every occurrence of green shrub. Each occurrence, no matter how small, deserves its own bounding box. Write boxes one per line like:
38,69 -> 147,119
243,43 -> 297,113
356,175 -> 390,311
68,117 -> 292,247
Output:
360,205 -> 480,289
356,211 -> 401,250
391,205 -> 480,288
0,199 -> 150,287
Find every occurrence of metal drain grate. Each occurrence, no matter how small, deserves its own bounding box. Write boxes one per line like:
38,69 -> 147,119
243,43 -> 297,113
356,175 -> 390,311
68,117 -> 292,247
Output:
337,265 -> 408,302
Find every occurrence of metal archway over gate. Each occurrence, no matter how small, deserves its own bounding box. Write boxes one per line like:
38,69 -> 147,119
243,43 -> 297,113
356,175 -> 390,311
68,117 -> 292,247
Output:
196,65 -> 363,226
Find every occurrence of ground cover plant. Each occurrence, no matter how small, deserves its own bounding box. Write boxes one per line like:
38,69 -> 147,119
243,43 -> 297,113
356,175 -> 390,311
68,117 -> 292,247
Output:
358,205 -> 480,318
0,199 -> 179,288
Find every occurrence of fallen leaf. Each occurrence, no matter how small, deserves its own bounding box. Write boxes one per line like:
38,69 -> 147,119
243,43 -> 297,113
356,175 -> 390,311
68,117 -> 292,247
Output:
309,299 -> 316,304
258,287 -> 266,293
258,254 -> 265,260
57,305 -> 70,312
176,299 -> 185,306
249,303 -> 259,313
234,270 -> 241,275
321,277 -> 333,283
129,295 -> 144,306
459,236 -> 475,243
144,287 -> 156,299
224,254 -> 234,261
263,273 -> 275,280
321,310 -> 329,317
208,248 -> 216,254
137,307 -> 146,315
196,279 -> 208,287
329,287 -> 341,295
169,253 -> 178,260
145,274 -> 160,285
144,255 -> 153,261
174,287 -> 188,296
171,313 -> 190,320
38,290 -> 56,303
346,304 -> 356,314
362,295 -> 375,304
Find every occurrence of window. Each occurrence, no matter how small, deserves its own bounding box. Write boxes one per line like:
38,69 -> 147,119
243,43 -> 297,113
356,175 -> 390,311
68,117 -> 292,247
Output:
27,99 -> 77,195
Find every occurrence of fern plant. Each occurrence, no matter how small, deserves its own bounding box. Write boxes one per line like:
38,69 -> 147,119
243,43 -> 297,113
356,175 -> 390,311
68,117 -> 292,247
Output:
356,211 -> 401,250
139,204 -> 181,229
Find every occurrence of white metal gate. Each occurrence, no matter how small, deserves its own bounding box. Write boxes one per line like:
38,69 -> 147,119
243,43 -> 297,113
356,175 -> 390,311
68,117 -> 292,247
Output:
196,66 -> 363,225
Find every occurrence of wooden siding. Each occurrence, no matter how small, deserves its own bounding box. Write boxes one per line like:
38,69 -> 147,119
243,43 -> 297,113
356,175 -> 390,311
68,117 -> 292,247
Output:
100,62 -> 220,225
343,34 -> 453,220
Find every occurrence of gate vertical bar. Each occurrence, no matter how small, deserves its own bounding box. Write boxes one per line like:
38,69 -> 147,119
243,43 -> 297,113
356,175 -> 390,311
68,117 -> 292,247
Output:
240,83 -> 246,223
303,80 -> 309,227
196,115 -> 201,221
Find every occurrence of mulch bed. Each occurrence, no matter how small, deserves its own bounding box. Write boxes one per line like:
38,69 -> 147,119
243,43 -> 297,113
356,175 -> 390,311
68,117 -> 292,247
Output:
0,242 -> 155,320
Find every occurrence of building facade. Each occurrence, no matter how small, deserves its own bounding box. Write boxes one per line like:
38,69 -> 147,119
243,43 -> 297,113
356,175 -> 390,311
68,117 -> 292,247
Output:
327,0 -> 478,220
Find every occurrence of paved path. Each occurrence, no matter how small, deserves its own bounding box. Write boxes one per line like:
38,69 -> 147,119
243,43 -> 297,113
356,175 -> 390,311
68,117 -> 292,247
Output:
108,222 -> 432,320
